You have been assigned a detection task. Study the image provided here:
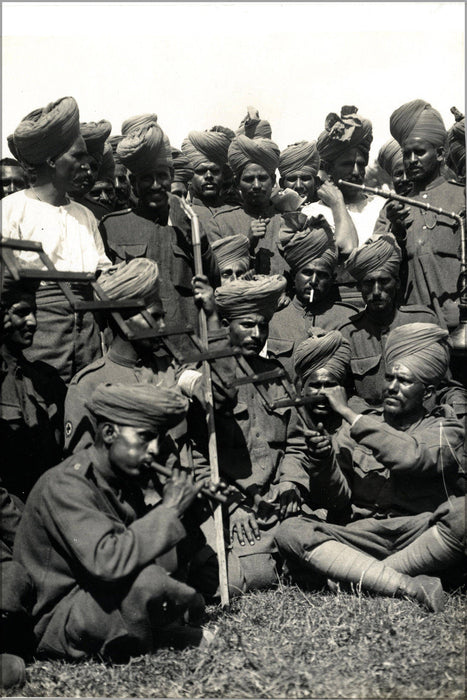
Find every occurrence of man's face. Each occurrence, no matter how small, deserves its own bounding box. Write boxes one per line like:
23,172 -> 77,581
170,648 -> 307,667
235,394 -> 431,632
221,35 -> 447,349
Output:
125,301 -> 166,351
220,261 -> 249,285
0,165 -> 27,199
171,181 -> 188,199
228,313 -> 269,356
402,137 -> 442,186
133,167 -> 172,212
280,170 -> 315,202
328,148 -> 367,195
391,164 -> 413,196
191,161 -> 223,202
53,135 -> 92,192
303,368 -> 340,419
359,270 -> 399,316
114,164 -> 131,208
2,294 -> 37,349
383,363 -> 427,420
239,163 -> 274,209
108,424 -> 162,481
294,263 -> 333,306
89,180 -> 116,209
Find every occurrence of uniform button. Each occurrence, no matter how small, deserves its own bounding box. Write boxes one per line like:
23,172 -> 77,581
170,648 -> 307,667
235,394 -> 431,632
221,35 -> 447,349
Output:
422,226 -> 426,230
422,194 -> 428,199
256,432 -> 260,438
74,463 -> 81,470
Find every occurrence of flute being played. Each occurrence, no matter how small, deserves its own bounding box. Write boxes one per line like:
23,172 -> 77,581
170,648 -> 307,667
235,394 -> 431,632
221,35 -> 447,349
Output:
148,461 -> 235,505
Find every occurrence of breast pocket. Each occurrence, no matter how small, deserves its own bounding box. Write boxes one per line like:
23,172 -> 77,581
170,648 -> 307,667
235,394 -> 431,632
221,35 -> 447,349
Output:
109,242 -> 148,263
350,354 -> 381,378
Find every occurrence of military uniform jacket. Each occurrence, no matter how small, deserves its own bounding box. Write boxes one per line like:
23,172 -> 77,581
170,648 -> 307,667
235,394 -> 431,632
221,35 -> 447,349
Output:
279,404 -> 464,520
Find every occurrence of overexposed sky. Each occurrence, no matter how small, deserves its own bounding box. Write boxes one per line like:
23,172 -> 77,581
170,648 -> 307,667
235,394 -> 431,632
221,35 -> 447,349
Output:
2,2 -> 465,162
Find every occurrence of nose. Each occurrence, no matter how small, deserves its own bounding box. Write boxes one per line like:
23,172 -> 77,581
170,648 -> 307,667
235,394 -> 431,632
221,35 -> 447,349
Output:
146,437 -> 160,459
99,191 -> 110,203
157,317 -> 166,332
294,177 -> 303,190
25,311 -> 37,328
408,151 -> 417,163
7,181 -> 16,194
252,177 -> 261,190
205,169 -> 213,181
387,377 -> 399,393
351,161 -> 360,176
250,324 -> 261,339
372,281 -> 382,296
310,272 -> 319,287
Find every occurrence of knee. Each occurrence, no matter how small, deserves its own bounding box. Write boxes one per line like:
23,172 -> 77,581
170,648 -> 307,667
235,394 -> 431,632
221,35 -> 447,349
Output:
437,499 -> 466,550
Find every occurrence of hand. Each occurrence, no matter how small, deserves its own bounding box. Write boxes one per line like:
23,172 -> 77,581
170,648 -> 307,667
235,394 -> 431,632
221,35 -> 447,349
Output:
317,180 -> 345,208
162,464 -> 206,517
184,592 -> 206,626
230,505 -> 260,546
303,423 -> 332,459
386,201 -> 412,236
250,218 -> 270,242
319,386 -> 350,415
276,481 -> 302,520
191,274 -> 216,316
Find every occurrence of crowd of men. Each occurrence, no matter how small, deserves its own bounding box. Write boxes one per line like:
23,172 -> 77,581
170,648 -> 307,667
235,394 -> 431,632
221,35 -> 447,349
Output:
0,95 -> 466,689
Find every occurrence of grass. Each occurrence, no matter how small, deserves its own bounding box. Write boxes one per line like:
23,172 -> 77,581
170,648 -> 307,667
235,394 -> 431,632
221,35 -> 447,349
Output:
7,585 -> 465,699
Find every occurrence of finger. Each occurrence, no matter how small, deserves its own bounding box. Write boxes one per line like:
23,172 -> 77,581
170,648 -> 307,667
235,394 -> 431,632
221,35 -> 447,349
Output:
248,516 -> 261,541
231,524 -> 245,547
240,521 -> 255,546
316,422 -> 324,433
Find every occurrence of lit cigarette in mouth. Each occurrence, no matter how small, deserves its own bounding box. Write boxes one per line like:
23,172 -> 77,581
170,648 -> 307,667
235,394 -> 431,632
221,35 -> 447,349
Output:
309,288 -> 314,304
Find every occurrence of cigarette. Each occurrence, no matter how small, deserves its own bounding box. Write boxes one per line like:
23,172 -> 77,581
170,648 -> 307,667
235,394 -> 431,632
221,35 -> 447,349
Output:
309,288 -> 314,304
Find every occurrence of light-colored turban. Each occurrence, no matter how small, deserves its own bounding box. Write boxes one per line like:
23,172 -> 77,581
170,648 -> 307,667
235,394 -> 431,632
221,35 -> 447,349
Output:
211,235 -> 250,273
215,274 -> 287,321
279,141 -> 320,178
116,123 -> 172,175
86,383 -> 188,431
98,258 -> 161,306
10,96 -> 80,166
97,142 -> 116,182
278,213 -> 337,274
384,323 -> 450,386
294,328 -> 351,383
171,148 -> 194,184
228,135 -> 280,178
446,107 -> 465,175
108,135 -> 123,165
236,107 -> 272,140
121,113 -> 158,136
345,234 -> 401,282
181,131 -> 231,169
317,105 -> 373,165
80,120 -> 112,162
377,139 -> 403,177
390,99 -> 447,148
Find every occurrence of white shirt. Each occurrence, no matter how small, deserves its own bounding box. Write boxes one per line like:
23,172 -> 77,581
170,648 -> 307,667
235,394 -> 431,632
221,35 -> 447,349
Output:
2,189 -> 111,272
302,195 -> 384,246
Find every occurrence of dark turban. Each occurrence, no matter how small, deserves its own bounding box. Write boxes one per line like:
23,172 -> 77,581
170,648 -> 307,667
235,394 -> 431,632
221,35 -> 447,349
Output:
210,125 -> 236,141
278,213 -> 337,273
236,107 -> 272,140
390,99 -> 447,148
80,120 -> 112,162
11,96 -> 80,166
181,131 -> 231,169
446,107 -> 465,176
228,135 -> 280,178
377,139 -> 403,177
117,123 -> 172,175
171,148 -> 194,184
97,143 -> 116,182
121,113 -> 158,136
98,258 -> 161,306
345,234 -> 401,282
384,323 -> 450,386
108,135 -> 123,165
86,383 -> 188,431
279,141 -> 320,178
215,274 -> 286,321
317,105 -> 373,165
211,235 -> 250,273
294,328 -> 351,383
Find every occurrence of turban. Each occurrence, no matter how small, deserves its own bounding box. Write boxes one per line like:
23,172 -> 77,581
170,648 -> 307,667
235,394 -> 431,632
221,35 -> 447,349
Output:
228,135 -> 280,178
236,107 -> 272,140
86,383 -> 188,431
345,234 -> 401,282
98,258 -> 161,306
108,135 -> 123,165
215,274 -> 287,321
279,141 -> 320,178
11,96 -> 80,167
278,213 -> 337,273
211,235 -> 250,273
446,107 -> 465,175
294,328 -> 351,383
390,99 -> 447,148
97,143 -> 116,182
171,148 -> 194,183
117,123 -> 172,175
210,125 -> 236,141
121,113 -> 158,136
384,323 -> 450,386
80,120 -> 112,162
181,131 -> 231,169
317,105 -> 373,165
377,139 -> 403,177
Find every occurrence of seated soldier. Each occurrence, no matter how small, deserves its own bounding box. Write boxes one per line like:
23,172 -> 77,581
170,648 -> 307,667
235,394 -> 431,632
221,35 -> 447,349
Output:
0,278 -> 66,502
64,258 -> 181,454
13,383 -> 216,662
276,323 -> 464,612
267,214 -> 359,376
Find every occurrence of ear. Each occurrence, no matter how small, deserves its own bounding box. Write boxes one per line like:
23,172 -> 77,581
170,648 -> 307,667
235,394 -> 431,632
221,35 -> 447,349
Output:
129,173 -> 138,195
271,174 -> 276,186
45,156 -> 56,170
423,384 -> 435,401
279,177 -> 285,189
101,422 -> 118,445
220,317 -> 230,329
436,146 -> 445,162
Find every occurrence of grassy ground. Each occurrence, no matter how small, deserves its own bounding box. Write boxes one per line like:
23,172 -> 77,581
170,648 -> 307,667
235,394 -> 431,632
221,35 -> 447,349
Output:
7,585 -> 465,699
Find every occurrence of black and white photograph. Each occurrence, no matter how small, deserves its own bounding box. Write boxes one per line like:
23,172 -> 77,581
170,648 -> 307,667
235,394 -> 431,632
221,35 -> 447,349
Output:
1,1 -> 465,697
